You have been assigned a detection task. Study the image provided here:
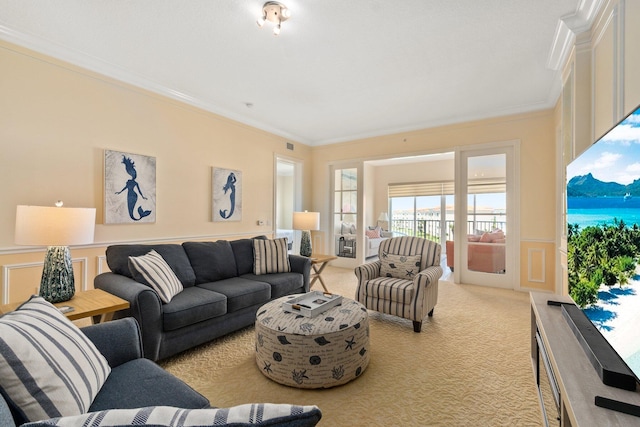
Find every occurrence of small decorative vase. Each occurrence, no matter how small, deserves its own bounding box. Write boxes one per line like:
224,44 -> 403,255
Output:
39,246 -> 75,303
300,230 -> 312,257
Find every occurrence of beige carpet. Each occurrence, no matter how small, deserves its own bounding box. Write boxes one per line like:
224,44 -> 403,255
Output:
160,267 -> 542,426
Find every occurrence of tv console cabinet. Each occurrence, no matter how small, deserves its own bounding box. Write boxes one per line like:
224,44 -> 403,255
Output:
530,292 -> 640,426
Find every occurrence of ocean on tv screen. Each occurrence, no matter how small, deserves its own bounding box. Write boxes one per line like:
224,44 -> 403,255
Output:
568,196 -> 640,380
567,196 -> 640,229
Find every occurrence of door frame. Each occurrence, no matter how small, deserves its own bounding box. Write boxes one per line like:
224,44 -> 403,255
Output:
454,140 -> 521,289
274,155 -> 303,252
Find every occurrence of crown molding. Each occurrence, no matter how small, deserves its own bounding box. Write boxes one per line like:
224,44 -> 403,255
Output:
0,23 -> 310,145
547,0 -> 605,70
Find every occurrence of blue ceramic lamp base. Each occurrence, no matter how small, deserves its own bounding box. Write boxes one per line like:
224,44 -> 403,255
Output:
40,245 -> 75,303
300,230 -> 312,257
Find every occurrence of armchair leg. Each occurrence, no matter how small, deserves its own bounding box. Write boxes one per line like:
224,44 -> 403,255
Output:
428,308 -> 434,317
413,321 -> 422,333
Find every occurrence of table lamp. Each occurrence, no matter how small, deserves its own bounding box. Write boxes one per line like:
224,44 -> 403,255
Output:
377,212 -> 389,230
15,202 -> 96,303
292,211 -> 320,257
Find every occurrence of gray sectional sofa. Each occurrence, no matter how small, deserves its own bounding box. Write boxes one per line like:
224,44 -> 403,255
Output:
94,237 -> 311,361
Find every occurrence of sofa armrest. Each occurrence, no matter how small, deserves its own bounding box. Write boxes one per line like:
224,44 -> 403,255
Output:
81,317 -> 143,368
289,254 -> 312,292
94,272 -> 164,361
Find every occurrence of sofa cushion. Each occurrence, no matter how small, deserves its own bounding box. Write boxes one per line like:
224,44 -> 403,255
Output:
341,222 -> 356,234
24,403 -> 322,427
380,252 -> 422,279
162,287 -> 227,332
88,358 -> 209,412
364,276 -> 414,304
242,273 -> 304,299
128,250 -> 184,303
230,238 -> 256,276
197,277 -> 271,313
182,241 -> 238,284
0,296 -> 110,422
253,238 -> 291,275
106,244 -> 196,287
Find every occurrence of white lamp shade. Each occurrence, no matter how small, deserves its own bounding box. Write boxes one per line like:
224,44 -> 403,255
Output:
378,212 -> 389,222
292,211 -> 320,231
15,205 -> 96,246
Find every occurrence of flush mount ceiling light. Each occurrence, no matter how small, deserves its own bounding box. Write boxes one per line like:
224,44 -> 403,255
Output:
256,1 -> 291,36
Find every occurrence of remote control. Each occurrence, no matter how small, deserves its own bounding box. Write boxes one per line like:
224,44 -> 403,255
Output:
58,305 -> 74,313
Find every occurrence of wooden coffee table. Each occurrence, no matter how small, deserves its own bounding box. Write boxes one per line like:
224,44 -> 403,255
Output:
0,288 -> 129,324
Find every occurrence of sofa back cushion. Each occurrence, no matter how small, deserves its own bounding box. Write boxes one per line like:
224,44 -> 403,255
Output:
182,241 -> 238,284
106,244 -> 196,287
230,238 -> 255,276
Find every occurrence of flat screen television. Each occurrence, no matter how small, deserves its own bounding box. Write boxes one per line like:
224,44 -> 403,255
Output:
566,104 -> 640,391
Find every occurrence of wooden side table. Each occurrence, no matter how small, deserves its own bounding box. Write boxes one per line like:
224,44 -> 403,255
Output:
309,254 -> 337,292
0,288 -> 129,324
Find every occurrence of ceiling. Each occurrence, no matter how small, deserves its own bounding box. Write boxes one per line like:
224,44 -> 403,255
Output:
0,1 -> 600,146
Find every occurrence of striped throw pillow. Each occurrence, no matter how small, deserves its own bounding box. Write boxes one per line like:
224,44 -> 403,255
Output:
253,238 -> 291,275
128,250 -> 183,303
0,296 -> 111,422
22,403 -> 323,427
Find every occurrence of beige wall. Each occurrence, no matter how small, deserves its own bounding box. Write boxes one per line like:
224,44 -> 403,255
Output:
312,111 -> 557,290
0,41 -> 312,303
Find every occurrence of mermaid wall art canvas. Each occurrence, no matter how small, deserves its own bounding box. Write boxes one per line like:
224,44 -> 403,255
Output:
104,150 -> 156,224
212,167 -> 242,222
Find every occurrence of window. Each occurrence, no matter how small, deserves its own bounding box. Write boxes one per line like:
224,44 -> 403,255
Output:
388,182 -> 453,243
334,168 -> 358,257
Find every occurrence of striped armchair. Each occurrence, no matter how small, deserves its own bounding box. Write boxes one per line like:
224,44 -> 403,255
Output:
355,236 -> 443,332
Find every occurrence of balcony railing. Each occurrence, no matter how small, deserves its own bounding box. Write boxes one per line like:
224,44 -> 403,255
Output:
390,217 -> 506,243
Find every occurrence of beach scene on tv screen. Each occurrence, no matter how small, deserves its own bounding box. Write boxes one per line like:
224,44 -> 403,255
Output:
567,106 -> 640,379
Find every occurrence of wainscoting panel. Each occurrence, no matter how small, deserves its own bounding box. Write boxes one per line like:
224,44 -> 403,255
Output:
2,257 -> 89,304
527,248 -> 546,283
520,240 -> 555,292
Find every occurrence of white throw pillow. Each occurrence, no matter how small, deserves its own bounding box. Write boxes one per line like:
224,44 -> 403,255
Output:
21,403 -> 323,427
380,251 -> 422,279
0,296 -> 111,422
253,238 -> 291,275
129,250 -> 184,303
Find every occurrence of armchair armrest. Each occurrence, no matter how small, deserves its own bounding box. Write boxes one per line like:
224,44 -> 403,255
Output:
355,260 -> 381,282
415,265 -> 444,287
289,254 -> 312,292
81,317 -> 143,368
94,272 -> 164,360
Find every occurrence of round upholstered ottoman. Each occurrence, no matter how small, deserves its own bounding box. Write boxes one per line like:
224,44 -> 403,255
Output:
255,294 -> 369,389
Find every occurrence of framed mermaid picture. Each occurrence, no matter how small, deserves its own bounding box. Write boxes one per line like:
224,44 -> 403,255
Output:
212,167 -> 242,222
104,150 -> 156,224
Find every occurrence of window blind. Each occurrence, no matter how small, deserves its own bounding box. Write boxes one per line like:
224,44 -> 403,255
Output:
388,178 -> 505,197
